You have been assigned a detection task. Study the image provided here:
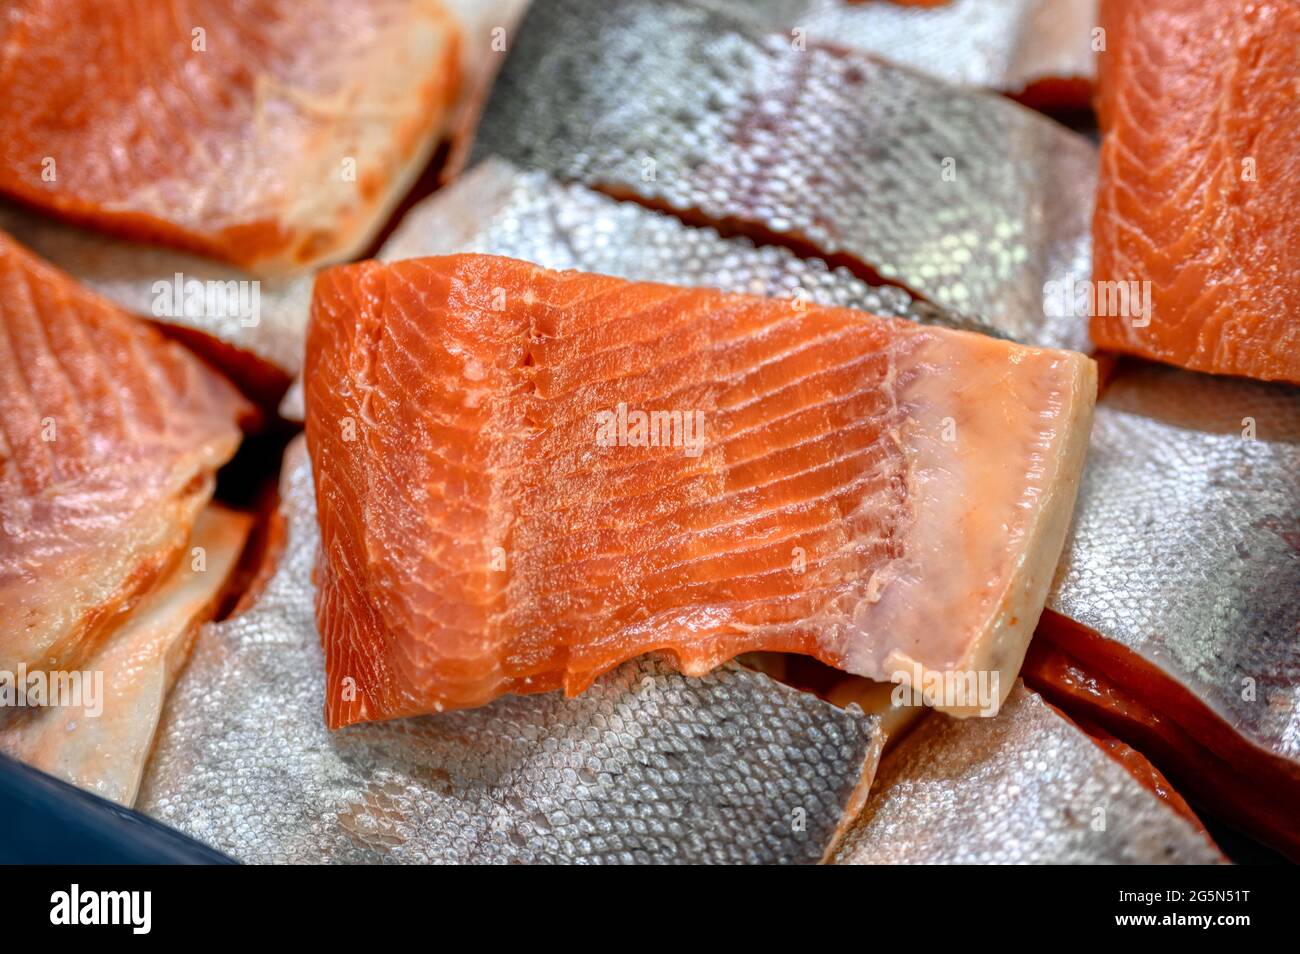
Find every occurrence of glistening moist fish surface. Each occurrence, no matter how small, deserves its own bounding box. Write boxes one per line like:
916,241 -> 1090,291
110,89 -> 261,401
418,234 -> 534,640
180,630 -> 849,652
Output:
835,683 -> 1223,864
0,0 -> 461,274
137,439 -> 883,864
277,156 -> 1001,423
693,0 -> 1099,97
470,0 -> 1096,351
1048,361 -> 1300,764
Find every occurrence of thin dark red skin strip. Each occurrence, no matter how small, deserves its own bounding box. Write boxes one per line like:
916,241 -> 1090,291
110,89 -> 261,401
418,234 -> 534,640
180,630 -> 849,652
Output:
1024,611 -> 1300,861
1007,77 -> 1094,116
1066,714 -> 1207,834
153,322 -> 290,413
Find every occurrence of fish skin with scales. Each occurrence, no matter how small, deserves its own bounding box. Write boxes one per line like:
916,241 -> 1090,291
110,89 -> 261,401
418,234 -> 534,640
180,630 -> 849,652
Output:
469,0 -> 1096,351
692,0 -> 1099,101
834,683 -> 1224,864
1048,361 -> 1300,768
380,158 -> 1000,337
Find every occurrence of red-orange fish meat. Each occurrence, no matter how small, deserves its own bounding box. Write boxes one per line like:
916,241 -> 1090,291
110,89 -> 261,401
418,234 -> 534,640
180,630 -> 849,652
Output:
1091,0 -> 1300,383
305,254 -> 1095,727
0,0 -> 461,273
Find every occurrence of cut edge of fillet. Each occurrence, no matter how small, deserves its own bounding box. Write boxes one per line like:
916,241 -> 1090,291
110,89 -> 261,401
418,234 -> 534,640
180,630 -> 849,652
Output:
863,333 -> 1097,718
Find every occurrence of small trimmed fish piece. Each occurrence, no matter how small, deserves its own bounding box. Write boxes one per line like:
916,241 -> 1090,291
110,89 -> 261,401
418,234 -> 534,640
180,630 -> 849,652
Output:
0,232 -> 248,677
0,0 -> 462,273
0,506 -> 251,806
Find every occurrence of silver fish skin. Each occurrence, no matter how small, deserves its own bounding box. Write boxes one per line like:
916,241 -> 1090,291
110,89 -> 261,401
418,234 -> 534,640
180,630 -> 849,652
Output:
692,0 -> 1099,97
1048,361 -> 1300,766
835,683 -> 1224,864
381,157 -> 999,336
137,438 -> 883,864
469,0 -> 1096,351
275,156 -> 1003,423
0,204 -> 313,377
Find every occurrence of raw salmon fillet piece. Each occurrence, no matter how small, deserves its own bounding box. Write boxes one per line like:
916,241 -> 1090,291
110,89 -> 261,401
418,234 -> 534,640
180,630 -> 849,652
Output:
0,231 -> 249,675
0,505 -> 251,807
305,254 -> 1096,728
1091,0 -> 1300,383
0,0 -> 461,274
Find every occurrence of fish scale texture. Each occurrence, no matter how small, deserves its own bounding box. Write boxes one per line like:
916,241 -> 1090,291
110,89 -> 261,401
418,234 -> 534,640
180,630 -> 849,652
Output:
835,683 -> 1223,864
382,159 -> 1003,339
1048,361 -> 1300,764
692,0 -> 1098,97
137,440 -> 882,864
470,0 -> 1096,351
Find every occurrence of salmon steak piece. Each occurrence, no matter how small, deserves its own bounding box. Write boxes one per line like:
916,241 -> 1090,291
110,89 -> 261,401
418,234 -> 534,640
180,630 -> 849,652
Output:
1091,0 -> 1300,383
0,231 -> 249,676
305,254 -> 1096,727
0,0 -> 461,274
